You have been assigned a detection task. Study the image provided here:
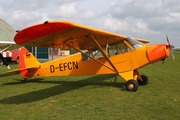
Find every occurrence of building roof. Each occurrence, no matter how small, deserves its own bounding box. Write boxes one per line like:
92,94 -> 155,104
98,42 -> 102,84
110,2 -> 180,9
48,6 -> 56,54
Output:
0,18 -> 16,42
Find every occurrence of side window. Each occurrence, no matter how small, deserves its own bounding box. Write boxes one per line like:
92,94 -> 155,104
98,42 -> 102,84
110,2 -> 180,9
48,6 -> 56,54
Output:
126,37 -> 144,49
108,41 -> 131,56
81,40 -> 133,61
81,50 -> 102,61
81,41 -> 132,61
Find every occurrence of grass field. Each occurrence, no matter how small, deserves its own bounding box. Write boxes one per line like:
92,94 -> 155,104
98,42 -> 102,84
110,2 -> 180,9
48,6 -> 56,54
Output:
0,53 -> 180,120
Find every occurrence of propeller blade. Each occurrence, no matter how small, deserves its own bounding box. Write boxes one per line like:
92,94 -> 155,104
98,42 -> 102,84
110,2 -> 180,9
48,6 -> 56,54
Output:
166,35 -> 171,49
166,35 -> 170,44
170,49 -> 175,59
166,35 -> 175,59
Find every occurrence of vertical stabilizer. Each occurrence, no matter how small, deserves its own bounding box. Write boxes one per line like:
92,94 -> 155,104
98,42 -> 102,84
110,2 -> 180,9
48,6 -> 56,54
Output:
19,47 -> 29,78
19,47 -> 40,78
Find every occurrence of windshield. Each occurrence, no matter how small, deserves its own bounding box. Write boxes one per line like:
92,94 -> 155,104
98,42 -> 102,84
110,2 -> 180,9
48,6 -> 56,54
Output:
126,37 -> 144,49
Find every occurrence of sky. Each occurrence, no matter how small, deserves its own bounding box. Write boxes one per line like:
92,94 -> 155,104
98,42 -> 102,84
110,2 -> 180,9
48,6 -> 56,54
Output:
0,0 -> 180,47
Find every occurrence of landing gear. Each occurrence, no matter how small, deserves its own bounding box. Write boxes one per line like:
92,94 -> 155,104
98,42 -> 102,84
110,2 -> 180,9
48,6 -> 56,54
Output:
126,80 -> 139,92
122,69 -> 148,91
137,75 -> 148,85
21,78 -> 27,83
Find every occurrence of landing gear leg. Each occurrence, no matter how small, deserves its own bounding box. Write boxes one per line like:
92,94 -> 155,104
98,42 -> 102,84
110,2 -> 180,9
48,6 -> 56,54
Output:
134,69 -> 148,85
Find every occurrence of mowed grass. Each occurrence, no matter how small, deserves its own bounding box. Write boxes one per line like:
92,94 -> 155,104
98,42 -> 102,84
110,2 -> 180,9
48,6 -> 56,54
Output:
0,53 -> 180,120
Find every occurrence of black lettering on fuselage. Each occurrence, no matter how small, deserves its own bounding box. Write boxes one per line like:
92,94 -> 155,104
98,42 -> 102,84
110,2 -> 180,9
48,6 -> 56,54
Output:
63,63 -> 68,71
68,62 -> 72,70
72,61 -> 78,69
59,63 -> 63,71
50,65 -> 55,73
50,61 -> 78,73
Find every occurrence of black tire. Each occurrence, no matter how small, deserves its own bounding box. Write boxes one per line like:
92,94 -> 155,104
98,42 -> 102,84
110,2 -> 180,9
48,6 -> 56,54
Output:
138,75 -> 148,85
126,80 -> 139,92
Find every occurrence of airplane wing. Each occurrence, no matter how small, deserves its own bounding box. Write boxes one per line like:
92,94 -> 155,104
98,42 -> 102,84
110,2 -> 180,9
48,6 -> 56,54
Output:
14,20 -> 150,51
0,41 -> 22,52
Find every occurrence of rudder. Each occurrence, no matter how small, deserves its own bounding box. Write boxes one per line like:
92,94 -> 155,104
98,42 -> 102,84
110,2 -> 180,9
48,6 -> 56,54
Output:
19,47 -> 40,78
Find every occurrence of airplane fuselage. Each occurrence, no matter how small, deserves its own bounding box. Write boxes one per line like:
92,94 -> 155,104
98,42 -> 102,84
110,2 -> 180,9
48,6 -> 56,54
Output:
26,43 -> 169,81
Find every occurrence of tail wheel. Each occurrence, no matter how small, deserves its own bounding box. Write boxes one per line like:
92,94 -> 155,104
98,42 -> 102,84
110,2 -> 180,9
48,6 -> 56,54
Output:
126,80 -> 139,92
21,78 -> 27,83
138,75 -> 148,85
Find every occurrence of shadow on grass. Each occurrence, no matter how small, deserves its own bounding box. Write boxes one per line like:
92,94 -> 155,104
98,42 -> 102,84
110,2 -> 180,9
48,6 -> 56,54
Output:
0,73 -> 18,78
0,74 -> 125,104
2,78 -> 44,85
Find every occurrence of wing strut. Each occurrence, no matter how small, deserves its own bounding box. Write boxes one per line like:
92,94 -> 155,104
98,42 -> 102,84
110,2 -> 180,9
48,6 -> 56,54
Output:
89,35 -> 118,73
0,45 -> 12,52
64,42 -> 117,73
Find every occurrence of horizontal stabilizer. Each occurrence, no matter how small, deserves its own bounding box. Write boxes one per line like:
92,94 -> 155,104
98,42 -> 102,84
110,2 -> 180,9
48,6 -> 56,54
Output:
6,66 -> 39,75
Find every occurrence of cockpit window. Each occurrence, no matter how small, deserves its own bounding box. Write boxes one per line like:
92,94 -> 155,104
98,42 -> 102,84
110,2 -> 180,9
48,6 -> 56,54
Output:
126,37 -> 144,49
81,37 -> 145,61
81,41 -> 131,61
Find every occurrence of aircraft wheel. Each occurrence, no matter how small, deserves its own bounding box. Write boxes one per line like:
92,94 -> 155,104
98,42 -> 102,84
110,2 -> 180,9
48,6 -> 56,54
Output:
126,80 -> 139,92
138,75 -> 148,85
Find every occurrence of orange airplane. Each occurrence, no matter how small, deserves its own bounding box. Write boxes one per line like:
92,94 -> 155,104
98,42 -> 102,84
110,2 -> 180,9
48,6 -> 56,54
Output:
7,20 -> 171,91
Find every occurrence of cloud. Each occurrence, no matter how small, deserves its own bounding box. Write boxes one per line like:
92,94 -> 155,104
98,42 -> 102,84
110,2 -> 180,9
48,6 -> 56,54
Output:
51,2 -> 78,18
0,0 -> 180,46
104,0 -> 180,45
103,17 -> 127,32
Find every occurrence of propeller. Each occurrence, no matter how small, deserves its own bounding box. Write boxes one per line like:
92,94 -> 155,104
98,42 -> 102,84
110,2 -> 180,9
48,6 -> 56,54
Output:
166,35 -> 175,59
162,35 -> 174,64
166,35 -> 171,50
170,49 -> 175,59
